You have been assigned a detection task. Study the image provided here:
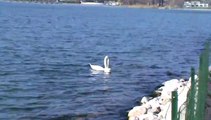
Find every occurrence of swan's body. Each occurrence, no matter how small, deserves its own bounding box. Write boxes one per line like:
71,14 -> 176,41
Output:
89,56 -> 111,73
89,64 -> 104,71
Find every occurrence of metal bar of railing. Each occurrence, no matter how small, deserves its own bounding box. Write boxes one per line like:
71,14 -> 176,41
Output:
185,67 -> 196,120
190,67 -> 196,120
172,91 -> 178,120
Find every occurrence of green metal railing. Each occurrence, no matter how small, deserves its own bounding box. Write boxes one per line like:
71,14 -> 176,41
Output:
171,43 -> 209,120
186,43 -> 209,120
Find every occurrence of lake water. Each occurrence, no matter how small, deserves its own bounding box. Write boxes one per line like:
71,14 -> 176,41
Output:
0,2 -> 211,120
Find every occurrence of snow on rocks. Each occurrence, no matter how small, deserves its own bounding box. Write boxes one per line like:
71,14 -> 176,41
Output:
128,77 -> 195,120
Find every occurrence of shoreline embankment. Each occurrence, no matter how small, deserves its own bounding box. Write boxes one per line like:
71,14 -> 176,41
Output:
128,77 -> 195,120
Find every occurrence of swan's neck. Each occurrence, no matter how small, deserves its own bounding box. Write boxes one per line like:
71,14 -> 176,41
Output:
104,56 -> 109,68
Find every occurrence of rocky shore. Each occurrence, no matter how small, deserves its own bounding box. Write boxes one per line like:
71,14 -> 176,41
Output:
128,76 -> 197,120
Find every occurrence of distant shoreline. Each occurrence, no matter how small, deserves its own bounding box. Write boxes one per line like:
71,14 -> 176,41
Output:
124,4 -> 211,10
1,0 -> 211,11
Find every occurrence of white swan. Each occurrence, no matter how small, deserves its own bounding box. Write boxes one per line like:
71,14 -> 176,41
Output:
89,56 -> 111,73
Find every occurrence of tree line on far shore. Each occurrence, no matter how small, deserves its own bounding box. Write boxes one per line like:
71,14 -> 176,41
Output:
10,0 -> 211,8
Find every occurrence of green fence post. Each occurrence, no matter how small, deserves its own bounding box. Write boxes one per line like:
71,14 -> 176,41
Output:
190,67 -> 196,120
203,43 -> 209,101
196,50 -> 204,120
196,42 -> 209,120
172,91 -> 178,120
185,67 -> 195,120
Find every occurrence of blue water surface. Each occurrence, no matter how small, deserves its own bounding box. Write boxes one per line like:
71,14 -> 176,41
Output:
0,1 -> 211,120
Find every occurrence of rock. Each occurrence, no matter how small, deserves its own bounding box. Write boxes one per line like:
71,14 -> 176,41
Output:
141,97 -> 149,104
162,79 -> 179,86
160,102 -> 171,120
128,106 -> 147,118
179,79 -> 185,82
177,85 -> 189,107
147,97 -> 160,109
144,112 -> 158,120
152,106 -> 161,114
151,90 -> 162,98
159,95 -> 170,105
143,103 -> 151,109
179,103 -> 186,120
161,79 -> 181,99
128,116 -> 139,120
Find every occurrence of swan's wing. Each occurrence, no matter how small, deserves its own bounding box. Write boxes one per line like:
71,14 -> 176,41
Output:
89,64 -> 104,71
